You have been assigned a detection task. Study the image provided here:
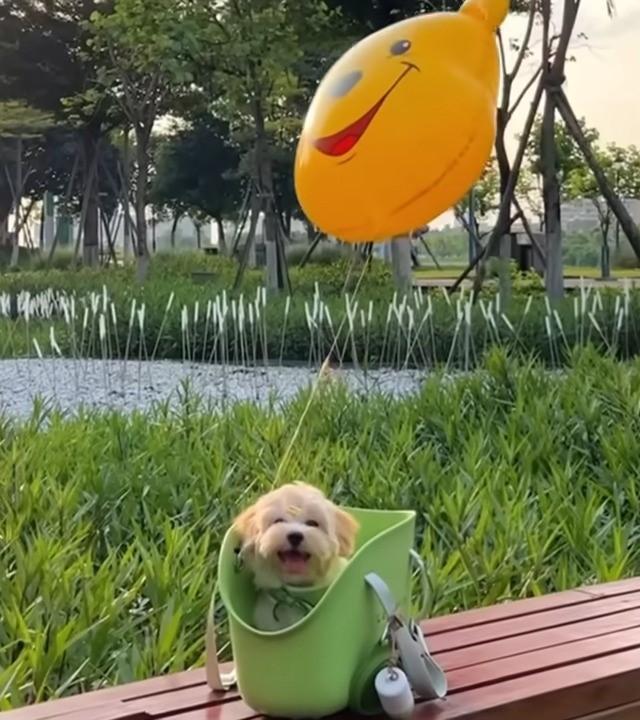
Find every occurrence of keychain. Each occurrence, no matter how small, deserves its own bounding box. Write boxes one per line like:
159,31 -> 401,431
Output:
375,627 -> 415,719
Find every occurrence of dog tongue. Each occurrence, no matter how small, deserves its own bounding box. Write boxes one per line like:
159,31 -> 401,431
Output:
280,551 -> 308,575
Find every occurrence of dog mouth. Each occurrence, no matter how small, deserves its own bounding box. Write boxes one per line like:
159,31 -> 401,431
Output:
313,63 -> 418,159
278,549 -> 311,575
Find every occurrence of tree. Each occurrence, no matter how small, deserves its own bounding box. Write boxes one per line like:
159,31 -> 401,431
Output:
528,118 -> 599,198
455,159 -> 500,261
200,0 -> 333,292
327,0 -> 461,33
524,117 -> 600,207
0,0 -> 116,266
151,117 -> 241,252
88,0 -> 201,279
566,143 -> 640,277
457,0 -> 640,303
0,101 -> 54,265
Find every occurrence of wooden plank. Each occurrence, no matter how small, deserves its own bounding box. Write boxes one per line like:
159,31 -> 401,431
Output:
426,592 -> 640,654
411,646 -> 640,720
578,578 -> 640,599
424,578 -> 640,637
437,607 -> 640,672
0,670 -> 209,720
159,703 -> 261,720
577,700 -> 640,719
423,590 -> 595,636
444,626 -> 640,695
51,705 -> 149,720
6,579 -> 640,720
123,685 -> 237,718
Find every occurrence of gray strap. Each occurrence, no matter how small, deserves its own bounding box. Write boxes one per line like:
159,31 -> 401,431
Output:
205,583 -> 237,692
409,549 -> 430,620
365,571 -> 447,700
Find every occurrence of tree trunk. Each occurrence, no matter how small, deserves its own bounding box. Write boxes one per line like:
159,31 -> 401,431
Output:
171,212 -> 180,248
10,136 -> 23,268
122,129 -> 133,260
390,235 -> 412,295
134,130 -> 150,282
82,126 -> 100,266
43,191 -> 54,249
253,99 -> 285,292
215,216 -> 226,254
541,96 -> 563,300
194,221 -> 202,249
540,0 -> 580,301
495,109 -> 511,200
304,218 -> 316,243
461,73 -> 545,296
0,214 -> 9,248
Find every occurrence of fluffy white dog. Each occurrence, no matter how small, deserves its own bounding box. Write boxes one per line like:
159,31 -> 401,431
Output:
233,483 -> 359,631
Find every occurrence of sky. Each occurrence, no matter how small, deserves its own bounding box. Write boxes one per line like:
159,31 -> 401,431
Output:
431,0 -> 640,228
505,0 -> 640,153
160,3 -> 640,232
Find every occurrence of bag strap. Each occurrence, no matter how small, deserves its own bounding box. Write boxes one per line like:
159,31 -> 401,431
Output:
409,549 -> 429,620
205,583 -> 237,692
365,564 -> 447,701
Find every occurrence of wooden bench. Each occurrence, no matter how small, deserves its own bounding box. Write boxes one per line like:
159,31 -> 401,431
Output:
4,577 -> 640,720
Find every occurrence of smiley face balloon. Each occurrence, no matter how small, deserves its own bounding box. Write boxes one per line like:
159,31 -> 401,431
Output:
294,0 -> 509,242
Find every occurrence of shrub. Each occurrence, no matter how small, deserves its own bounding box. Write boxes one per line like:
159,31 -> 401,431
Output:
1,351 -> 640,708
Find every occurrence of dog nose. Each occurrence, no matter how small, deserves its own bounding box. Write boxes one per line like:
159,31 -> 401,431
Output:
287,532 -> 304,547
330,70 -> 363,98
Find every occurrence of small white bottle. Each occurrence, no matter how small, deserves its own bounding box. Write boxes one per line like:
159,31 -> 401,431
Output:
375,667 -> 415,720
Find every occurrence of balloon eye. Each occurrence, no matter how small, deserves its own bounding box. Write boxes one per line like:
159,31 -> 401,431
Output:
391,40 -> 411,56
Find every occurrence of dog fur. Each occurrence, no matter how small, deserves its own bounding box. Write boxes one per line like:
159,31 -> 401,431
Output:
233,483 -> 359,630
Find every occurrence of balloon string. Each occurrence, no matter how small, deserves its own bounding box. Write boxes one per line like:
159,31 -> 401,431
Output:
274,254 -> 372,486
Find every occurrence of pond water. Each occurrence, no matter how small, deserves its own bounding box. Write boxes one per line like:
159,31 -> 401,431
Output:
0,359 -> 428,419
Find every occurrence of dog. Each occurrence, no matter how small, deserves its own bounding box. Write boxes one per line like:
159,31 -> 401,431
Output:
233,482 -> 359,631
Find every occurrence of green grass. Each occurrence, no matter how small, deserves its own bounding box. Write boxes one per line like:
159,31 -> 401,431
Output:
413,265 -> 640,280
3,276 -> 640,369
2,349 -> 640,709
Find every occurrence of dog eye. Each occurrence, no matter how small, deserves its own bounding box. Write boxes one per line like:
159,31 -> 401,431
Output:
273,518 -> 285,525
306,520 -> 319,528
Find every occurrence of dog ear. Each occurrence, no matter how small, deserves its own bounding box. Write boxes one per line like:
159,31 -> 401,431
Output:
334,507 -> 359,557
233,504 -> 258,547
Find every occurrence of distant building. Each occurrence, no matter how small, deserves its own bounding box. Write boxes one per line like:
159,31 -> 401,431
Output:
558,198 -> 640,234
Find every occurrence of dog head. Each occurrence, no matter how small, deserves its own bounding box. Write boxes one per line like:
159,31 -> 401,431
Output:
233,483 -> 359,589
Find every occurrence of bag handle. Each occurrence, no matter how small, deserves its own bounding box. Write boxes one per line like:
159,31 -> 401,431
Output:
205,583 -> 236,692
365,556 -> 447,701
409,549 -> 430,620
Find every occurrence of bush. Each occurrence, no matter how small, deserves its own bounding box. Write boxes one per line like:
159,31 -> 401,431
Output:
285,241 -> 353,266
1,350 -> 640,708
613,241 -> 640,270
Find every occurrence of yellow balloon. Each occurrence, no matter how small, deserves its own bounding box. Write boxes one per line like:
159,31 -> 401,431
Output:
294,0 -> 509,243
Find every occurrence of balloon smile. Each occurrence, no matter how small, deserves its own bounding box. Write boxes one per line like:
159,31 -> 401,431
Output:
313,63 -> 418,158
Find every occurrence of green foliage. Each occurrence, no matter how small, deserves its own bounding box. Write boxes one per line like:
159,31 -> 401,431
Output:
565,143 -> 640,238
89,0 -> 200,98
151,116 -> 241,224
2,351 -> 640,707
526,117 -> 601,202
2,254 -> 640,368
202,0 -> 331,126
0,101 -> 54,138
456,158 -> 500,219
